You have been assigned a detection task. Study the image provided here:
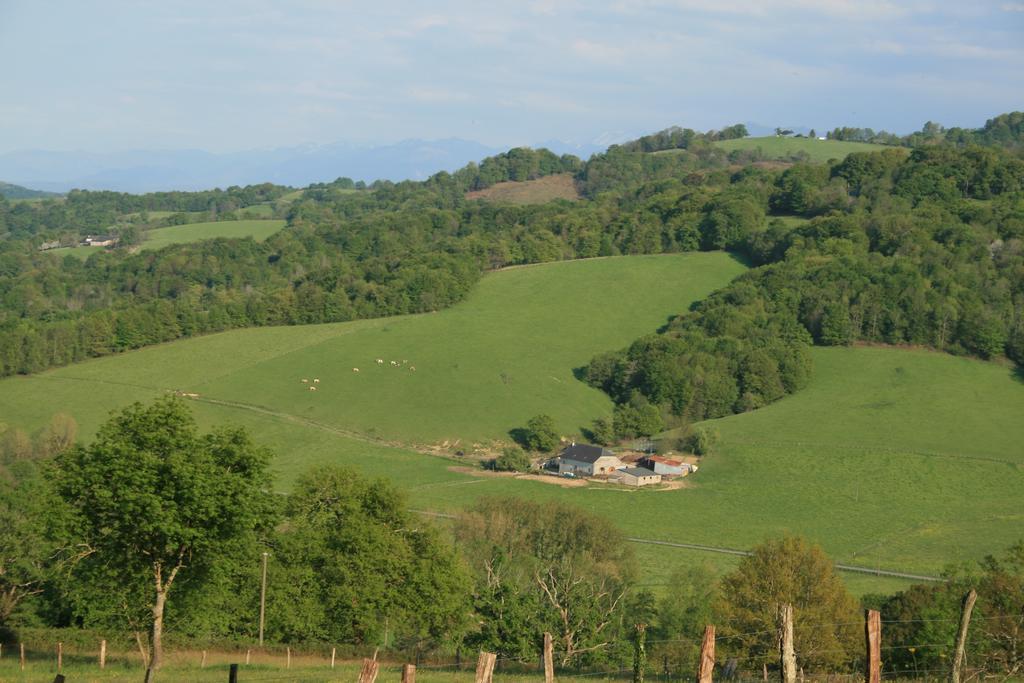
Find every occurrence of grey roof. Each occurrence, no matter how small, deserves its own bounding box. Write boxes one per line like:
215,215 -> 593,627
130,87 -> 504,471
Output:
559,443 -> 614,464
619,467 -> 658,477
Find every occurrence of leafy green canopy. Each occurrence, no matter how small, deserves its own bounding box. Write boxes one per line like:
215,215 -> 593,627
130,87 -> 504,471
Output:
716,536 -> 860,672
456,497 -> 636,666
53,397 -> 276,662
264,466 -> 469,649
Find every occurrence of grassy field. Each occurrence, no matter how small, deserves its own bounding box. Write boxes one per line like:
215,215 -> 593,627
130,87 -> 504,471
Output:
465,174 -> 579,204
141,219 -> 285,251
0,654 -> 631,683
2,255 -> 1021,596
0,253 -> 743,447
710,136 -> 892,163
48,245 -> 107,260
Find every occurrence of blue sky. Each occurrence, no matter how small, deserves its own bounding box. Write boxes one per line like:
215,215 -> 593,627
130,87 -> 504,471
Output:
1,0 -> 1021,153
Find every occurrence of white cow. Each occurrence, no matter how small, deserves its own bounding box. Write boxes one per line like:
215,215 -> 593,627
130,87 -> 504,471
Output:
313,378 -> 320,383
376,358 -> 384,364
309,386 -> 317,391
352,368 -> 360,373
301,379 -> 308,383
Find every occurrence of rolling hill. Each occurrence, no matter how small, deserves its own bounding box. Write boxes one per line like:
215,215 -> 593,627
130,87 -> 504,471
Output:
2,255 -> 1022,594
140,219 -> 286,251
710,136 -> 892,163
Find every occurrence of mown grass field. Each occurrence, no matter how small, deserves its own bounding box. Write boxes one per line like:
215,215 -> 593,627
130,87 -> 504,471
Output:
1,255 -> 1021,596
465,174 -> 580,204
711,136 -> 892,163
141,219 -> 286,251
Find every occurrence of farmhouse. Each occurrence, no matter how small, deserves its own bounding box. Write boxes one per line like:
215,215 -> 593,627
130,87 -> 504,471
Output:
610,467 -> 662,487
83,234 -> 119,247
557,442 -> 623,476
639,455 -> 690,476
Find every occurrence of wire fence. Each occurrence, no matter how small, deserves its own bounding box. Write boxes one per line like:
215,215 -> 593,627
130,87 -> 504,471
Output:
1,608 -> 1020,682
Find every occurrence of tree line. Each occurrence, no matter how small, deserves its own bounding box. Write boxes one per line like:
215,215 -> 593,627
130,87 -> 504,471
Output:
583,139 -> 1024,433
0,399 -> 1020,678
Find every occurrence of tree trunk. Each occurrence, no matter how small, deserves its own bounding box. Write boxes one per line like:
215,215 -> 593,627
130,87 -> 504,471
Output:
148,590 -> 167,673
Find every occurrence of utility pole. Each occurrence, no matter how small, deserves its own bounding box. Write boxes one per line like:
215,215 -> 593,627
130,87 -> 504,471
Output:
259,551 -> 269,647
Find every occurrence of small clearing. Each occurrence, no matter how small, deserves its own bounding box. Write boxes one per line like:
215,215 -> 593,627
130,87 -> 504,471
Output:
466,174 -> 580,204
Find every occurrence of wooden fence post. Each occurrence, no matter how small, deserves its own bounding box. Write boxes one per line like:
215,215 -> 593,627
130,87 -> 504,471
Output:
950,589 -> 978,683
865,609 -> 881,683
331,646 -> 336,668
402,663 -> 417,683
698,624 -> 715,683
543,631 -> 554,683
474,651 -> 497,683
229,662 -> 239,683
21,642 -> 26,670
358,657 -> 380,683
57,641 -> 62,671
286,646 -> 291,669
245,649 -> 251,665
99,639 -> 107,669
778,604 -> 796,683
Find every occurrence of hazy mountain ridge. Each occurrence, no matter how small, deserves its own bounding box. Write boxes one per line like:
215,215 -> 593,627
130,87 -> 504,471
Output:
0,138 -> 609,193
0,181 -> 60,199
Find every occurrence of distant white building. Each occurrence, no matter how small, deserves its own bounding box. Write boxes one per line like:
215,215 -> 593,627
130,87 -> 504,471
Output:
83,234 -> 118,247
557,443 -> 623,477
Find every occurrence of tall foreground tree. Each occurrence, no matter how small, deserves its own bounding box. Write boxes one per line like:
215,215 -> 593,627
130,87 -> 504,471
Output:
54,398 -> 275,673
716,536 -> 859,671
456,497 -> 635,665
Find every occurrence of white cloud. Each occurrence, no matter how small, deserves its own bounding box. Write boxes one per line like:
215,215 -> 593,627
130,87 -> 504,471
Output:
407,87 -> 473,103
570,38 -> 627,64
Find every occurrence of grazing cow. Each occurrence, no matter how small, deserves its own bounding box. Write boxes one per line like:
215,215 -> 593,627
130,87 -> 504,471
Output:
410,366 -> 416,372
313,378 -> 320,383
309,386 -> 317,391
402,359 -> 408,364
352,368 -> 360,372
376,358 -> 384,364
301,379 -> 308,383
390,360 -> 398,366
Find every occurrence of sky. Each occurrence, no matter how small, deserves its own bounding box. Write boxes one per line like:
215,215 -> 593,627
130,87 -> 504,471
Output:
0,0 -> 1022,153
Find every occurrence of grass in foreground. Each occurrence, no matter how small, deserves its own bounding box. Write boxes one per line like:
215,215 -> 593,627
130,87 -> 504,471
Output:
710,136 -> 892,163
141,219 -> 286,250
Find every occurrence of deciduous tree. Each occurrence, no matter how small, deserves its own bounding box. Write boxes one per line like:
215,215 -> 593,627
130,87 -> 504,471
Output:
54,397 -> 276,674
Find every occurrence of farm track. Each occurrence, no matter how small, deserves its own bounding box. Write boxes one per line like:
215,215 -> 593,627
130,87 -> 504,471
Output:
410,510 -> 945,583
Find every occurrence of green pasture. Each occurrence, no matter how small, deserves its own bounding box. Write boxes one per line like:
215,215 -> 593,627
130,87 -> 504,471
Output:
2,255 -> 1022,595
710,136 -> 892,163
48,245 -> 107,260
141,219 -> 285,251
0,253 -> 743,446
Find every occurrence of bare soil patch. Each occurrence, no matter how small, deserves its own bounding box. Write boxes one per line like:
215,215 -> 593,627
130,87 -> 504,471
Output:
466,174 -> 580,204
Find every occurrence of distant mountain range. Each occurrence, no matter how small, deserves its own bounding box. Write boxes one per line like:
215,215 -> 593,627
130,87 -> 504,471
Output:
0,138 -> 611,194
0,181 -> 61,199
